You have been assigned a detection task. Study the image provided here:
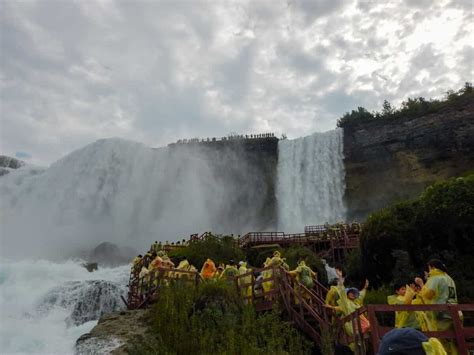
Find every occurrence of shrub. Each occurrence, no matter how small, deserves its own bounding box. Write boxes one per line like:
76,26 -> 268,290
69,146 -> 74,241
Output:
168,233 -> 244,269
360,174 -> 474,301
130,281 -> 312,354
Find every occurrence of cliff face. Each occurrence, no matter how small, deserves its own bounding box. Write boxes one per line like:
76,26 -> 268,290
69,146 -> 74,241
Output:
169,137 -> 279,232
343,98 -> 474,221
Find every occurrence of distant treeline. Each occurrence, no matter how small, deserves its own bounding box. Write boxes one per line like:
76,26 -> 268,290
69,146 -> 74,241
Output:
337,82 -> 473,128
171,132 -> 277,145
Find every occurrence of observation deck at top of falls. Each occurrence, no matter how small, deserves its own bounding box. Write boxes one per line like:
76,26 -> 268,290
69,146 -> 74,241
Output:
167,132 -> 279,147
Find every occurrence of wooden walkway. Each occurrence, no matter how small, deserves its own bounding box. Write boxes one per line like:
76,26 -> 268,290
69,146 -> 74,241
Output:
126,265 -> 474,354
238,223 -> 361,263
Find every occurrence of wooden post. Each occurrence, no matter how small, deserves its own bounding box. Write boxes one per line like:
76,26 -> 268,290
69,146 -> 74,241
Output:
449,305 -> 467,354
368,305 -> 380,352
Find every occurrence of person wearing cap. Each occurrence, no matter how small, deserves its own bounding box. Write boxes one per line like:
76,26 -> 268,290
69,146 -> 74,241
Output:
327,268 -> 370,351
379,328 -> 447,355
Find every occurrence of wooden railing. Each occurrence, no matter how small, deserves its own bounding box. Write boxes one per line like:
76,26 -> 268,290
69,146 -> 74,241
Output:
127,263 -> 474,354
366,304 -> 474,354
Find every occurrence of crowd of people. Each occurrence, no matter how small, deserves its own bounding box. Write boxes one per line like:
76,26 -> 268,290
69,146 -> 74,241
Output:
172,133 -> 276,145
130,243 -> 460,355
323,259 -> 459,354
130,247 -> 318,306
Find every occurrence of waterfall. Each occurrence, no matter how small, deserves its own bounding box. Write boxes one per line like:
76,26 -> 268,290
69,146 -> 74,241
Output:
0,138 -> 275,259
276,129 -> 346,232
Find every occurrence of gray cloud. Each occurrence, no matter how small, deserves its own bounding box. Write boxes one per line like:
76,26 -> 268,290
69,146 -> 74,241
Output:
0,0 -> 472,164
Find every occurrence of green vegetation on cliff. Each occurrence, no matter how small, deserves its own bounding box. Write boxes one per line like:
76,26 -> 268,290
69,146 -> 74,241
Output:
358,174 -> 474,301
130,281 -> 312,355
337,82 -> 473,128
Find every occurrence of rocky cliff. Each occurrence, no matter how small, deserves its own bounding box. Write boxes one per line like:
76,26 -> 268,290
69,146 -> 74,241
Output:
169,137 -> 279,232
343,97 -> 474,220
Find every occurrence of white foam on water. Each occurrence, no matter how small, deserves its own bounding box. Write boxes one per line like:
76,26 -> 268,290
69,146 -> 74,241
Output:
0,259 -> 128,354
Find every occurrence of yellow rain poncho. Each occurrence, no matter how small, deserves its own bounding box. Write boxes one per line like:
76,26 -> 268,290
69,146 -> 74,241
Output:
336,284 -> 370,351
288,261 -> 316,304
422,338 -> 447,355
148,256 -> 163,271
262,258 -> 274,295
419,268 -> 459,354
200,259 -> 217,279
288,261 -> 315,288
175,259 -> 197,280
325,286 -> 340,307
387,292 -> 420,329
238,262 -> 253,302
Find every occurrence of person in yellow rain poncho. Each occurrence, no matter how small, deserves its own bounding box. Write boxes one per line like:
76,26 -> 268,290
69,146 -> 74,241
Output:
148,255 -> 163,271
238,261 -> 253,303
325,267 -> 344,308
200,258 -> 217,280
329,269 -> 370,352
388,283 -> 420,329
220,261 -> 239,284
138,265 -> 150,294
287,260 -> 316,304
379,328 -> 447,355
132,255 -> 143,274
415,259 -> 459,355
261,252 -> 289,297
175,259 -> 197,280
387,283 -> 434,331
355,278 -> 369,306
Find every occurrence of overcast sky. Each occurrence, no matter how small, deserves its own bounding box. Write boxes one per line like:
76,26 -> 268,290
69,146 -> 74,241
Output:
1,0 -> 472,165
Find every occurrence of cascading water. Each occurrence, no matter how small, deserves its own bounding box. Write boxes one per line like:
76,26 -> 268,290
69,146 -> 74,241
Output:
276,129 -> 346,232
0,259 -> 128,354
0,138 -> 275,260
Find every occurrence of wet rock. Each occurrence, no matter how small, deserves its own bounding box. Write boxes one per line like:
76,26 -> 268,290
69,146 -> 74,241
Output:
75,309 -> 150,355
89,242 -> 136,267
82,262 -> 98,272
0,155 -> 24,169
38,280 -> 127,326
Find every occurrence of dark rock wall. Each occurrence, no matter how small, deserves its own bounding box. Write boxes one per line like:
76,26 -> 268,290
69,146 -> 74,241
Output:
169,137 -> 279,233
343,98 -> 474,221
0,155 -> 24,176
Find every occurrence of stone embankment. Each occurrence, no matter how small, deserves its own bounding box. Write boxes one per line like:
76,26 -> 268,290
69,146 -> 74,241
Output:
75,309 -> 149,355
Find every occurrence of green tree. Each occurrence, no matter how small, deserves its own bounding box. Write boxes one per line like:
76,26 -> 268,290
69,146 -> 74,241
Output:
360,175 -> 474,301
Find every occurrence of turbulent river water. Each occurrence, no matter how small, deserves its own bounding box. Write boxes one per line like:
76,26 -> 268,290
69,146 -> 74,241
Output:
0,259 -> 128,354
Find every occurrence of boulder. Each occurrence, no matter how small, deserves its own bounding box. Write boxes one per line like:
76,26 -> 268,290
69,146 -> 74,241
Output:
89,242 -> 136,267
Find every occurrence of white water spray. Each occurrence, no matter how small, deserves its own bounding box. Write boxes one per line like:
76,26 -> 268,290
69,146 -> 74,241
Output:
276,129 -> 346,232
0,259 -> 128,354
